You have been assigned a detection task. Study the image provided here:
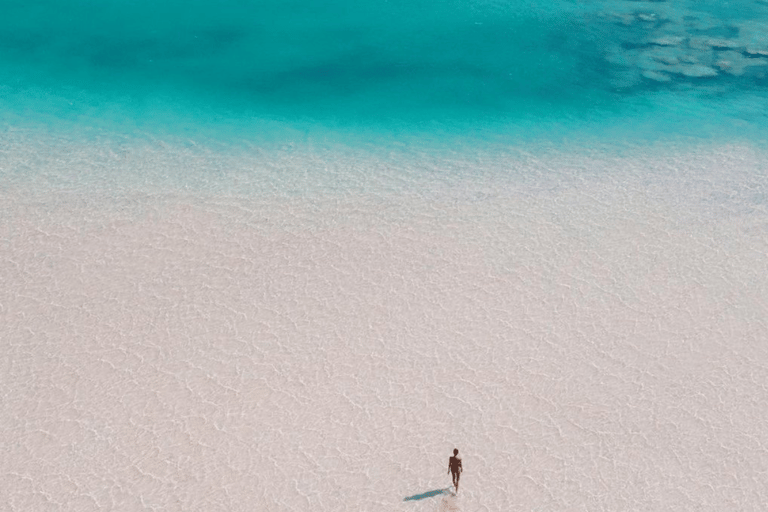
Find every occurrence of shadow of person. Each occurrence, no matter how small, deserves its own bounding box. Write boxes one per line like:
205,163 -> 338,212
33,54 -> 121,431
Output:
403,488 -> 452,501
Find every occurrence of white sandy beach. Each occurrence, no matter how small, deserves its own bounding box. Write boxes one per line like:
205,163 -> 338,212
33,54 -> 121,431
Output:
2,137 -> 768,511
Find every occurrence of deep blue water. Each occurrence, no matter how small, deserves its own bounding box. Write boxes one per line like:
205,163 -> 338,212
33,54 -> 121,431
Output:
2,0 -> 768,150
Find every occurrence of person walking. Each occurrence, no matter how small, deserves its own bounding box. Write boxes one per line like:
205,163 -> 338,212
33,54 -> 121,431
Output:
448,448 -> 462,493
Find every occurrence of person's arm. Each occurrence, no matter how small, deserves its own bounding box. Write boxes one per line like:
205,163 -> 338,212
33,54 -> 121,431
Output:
447,458 -> 450,474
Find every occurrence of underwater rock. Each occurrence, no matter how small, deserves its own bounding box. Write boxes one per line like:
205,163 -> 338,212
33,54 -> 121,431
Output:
707,38 -> 743,49
636,46 -> 715,69
675,63 -> 718,77
607,12 -> 636,26
649,47 -> 682,65
683,48 -> 715,66
688,36 -> 711,51
715,51 -> 745,76
650,35 -> 685,46
715,51 -> 745,75
636,13 -> 659,22
738,21 -> 768,56
688,36 -> 742,51
746,46 -> 768,57
714,52 -> 768,77
636,48 -> 677,71
603,2 -> 672,27
641,69 -> 672,82
636,52 -> 717,78
597,4 -> 767,87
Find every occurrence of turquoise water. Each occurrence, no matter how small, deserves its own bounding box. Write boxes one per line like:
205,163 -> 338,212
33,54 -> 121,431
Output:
2,0 -> 768,149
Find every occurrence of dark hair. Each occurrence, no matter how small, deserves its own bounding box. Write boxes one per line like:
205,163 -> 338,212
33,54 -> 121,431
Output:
453,449 -> 459,455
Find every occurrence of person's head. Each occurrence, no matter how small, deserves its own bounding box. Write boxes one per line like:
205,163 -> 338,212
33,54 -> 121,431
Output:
453,449 -> 459,455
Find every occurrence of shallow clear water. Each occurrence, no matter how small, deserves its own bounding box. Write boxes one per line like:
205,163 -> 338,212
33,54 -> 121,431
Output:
2,0 -> 768,150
